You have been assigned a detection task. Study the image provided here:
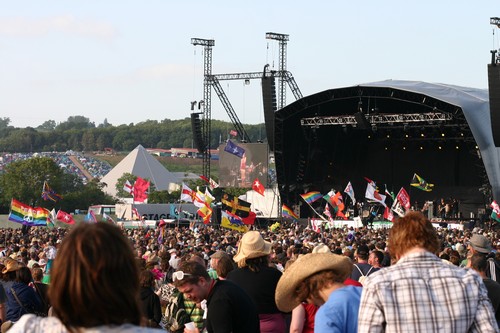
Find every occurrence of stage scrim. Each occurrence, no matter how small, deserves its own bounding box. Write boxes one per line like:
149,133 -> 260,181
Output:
218,143 -> 269,188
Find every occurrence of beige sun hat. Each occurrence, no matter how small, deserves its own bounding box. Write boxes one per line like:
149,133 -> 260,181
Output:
312,243 -> 331,254
275,253 -> 352,312
2,258 -> 22,274
233,231 -> 272,263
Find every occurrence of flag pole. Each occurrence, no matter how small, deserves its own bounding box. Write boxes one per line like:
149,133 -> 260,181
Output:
300,198 -> 328,222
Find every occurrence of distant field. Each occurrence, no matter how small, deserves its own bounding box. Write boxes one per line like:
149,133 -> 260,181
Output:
91,154 -> 218,177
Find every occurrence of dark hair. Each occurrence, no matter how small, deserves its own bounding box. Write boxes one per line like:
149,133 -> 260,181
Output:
48,223 -> 141,331
216,255 -> 235,279
173,261 -> 210,288
16,266 -> 32,284
371,250 -> 384,264
244,256 -> 269,273
471,253 -> 488,272
139,270 -> 155,288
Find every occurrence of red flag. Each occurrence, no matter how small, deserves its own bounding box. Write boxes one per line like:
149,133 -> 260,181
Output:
229,129 -> 238,137
56,210 -> 75,225
396,187 -> 411,210
133,177 -> 150,203
383,206 -> 394,222
252,179 -> 265,196
199,175 -> 210,183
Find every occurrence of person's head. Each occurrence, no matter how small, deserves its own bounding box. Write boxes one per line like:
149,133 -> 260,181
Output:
355,245 -> 370,262
31,267 -> 44,282
172,261 -> 211,303
368,250 -> 384,267
468,234 -> 492,255
470,253 -> 488,275
16,266 -> 32,284
216,255 -> 235,279
139,270 -> 155,289
48,223 -> 142,330
233,231 -> 272,270
275,253 -> 352,312
389,211 -> 440,260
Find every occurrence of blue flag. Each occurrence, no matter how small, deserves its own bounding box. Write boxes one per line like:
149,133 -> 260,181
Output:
224,140 -> 245,158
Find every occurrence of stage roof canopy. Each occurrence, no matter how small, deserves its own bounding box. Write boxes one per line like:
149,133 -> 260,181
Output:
275,80 -> 499,210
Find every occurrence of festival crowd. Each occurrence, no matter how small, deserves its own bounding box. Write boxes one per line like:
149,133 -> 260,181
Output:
0,214 -> 497,332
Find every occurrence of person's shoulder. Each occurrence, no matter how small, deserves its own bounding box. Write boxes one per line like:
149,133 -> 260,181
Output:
9,314 -> 67,333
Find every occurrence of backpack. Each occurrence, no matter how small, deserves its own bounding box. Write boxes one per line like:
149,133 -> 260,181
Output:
354,264 -> 374,285
161,290 -> 192,333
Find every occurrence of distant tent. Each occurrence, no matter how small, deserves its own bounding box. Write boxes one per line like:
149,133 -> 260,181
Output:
100,145 -> 180,197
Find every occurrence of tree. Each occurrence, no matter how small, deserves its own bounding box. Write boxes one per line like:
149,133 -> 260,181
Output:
0,157 -> 66,208
60,179 -> 116,212
115,173 -> 137,198
37,120 -> 56,131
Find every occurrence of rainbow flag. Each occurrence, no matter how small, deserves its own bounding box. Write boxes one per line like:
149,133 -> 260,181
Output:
300,191 -> 322,204
282,204 -> 299,220
9,199 -> 49,226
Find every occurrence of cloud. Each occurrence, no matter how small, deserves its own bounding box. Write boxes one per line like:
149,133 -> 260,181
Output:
0,15 -> 117,40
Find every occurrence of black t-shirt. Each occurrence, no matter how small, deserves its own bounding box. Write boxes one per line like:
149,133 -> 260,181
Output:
206,280 -> 260,333
226,265 -> 282,314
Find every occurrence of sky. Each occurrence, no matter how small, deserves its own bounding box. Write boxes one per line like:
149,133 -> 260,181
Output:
1,1 -> 499,129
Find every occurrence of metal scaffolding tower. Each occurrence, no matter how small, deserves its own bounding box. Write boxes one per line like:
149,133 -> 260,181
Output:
266,32 -> 289,109
191,38 -> 214,179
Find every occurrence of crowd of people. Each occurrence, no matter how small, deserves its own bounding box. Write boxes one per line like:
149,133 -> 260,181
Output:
0,214 -> 497,332
0,151 -> 112,184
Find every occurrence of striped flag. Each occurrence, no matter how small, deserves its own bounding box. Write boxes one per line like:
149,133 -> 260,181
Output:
300,191 -> 322,205
282,204 -> 299,220
9,199 -> 49,226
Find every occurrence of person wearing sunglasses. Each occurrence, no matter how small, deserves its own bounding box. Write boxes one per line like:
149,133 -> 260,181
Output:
172,261 -> 259,333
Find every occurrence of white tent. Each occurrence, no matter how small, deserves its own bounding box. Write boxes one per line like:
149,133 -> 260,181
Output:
100,144 -> 180,197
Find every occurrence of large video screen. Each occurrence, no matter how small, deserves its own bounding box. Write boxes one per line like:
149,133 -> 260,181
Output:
218,142 -> 269,188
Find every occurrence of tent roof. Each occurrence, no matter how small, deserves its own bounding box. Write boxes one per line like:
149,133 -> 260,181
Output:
275,79 -> 500,202
100,144 -> 180,197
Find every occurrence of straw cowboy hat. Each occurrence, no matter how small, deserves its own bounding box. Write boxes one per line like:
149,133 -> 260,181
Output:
233,231 -> 271,263
312,243 -> 331,254
275,253 -> 352,312
2,258 -> 22,274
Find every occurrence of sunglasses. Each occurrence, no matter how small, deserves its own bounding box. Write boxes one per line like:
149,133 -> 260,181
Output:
172,270 -> 192,282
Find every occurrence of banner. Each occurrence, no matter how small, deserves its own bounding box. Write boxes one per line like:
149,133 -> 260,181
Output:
221,210 -> 249,232
9,199 -> 49,226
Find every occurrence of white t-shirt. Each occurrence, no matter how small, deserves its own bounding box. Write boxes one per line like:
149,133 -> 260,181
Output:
9,314 -> 165,333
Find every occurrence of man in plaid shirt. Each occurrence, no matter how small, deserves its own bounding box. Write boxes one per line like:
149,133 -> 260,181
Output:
358,211 -> 498,333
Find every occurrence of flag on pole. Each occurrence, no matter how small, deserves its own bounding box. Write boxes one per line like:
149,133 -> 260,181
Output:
310,219 -> 322,233
85,210 -> 97,223
180,183 -> 196,202
224,140 -> 245,158
132,207 -> 140,220
391,200 -> 405,217
123,180 -> 133,194
41,181 -> 62,202
252,179 -> 265,196
491,201 -> 500,223
209,178 -> 219,190
396,187 -> 411,210
344,181 -> 356,205
300,191 -> 323,205
9,199 -> 49,226
103,212 -> 116,224
198,205 -> 212,224
221,193 -> 251,218
410,173 -> 434,192
221,210 -> 249,232
229,129 -> 238,137
204,188 -> 215,206
56,210 -> 75,225
365,178 -> 387,207
133,177 -> 150,202
282,204 -> 299,220
383,206 -> 394,222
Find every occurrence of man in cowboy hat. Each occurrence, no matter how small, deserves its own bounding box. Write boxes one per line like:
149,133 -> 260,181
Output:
275,252 -> 361,333
358,211 -> 498,332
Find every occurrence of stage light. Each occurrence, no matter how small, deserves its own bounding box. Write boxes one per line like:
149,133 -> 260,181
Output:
420,133 -> 425,137
386,134 -> 390,138
403,146 -> 406,150
405,134 -> 409,138
441,133 -> 445,137
456,145 -> 459,149
438,146 -> 442,150
420,146 -> 424,150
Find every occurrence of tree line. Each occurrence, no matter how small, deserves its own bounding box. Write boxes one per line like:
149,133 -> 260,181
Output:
0,116 -> 266,152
